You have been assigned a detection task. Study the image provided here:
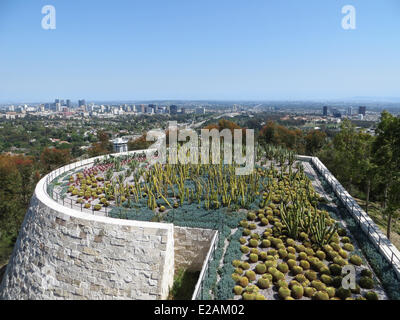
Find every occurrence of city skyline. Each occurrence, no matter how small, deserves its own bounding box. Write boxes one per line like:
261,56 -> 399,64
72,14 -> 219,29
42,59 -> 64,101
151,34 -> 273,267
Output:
1,0 -> 400,102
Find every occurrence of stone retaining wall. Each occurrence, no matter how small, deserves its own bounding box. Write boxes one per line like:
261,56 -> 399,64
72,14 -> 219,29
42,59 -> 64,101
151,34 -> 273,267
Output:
0,158 -> 175,300
174,227 -> 217,272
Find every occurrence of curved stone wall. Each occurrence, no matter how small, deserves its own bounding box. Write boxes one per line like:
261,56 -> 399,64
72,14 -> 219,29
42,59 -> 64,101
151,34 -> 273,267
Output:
0,151 -> 175,300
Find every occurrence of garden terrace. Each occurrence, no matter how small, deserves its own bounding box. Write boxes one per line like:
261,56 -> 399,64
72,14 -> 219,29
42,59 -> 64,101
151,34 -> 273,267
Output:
2,146 -> 399,300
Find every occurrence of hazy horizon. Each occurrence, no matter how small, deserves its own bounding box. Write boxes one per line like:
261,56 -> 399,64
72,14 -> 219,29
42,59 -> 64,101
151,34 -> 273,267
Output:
1,0 -> 399,102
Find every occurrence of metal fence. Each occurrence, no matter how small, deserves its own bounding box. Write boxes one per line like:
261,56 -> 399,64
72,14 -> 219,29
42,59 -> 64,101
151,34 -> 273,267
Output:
43,149 -> 158,218
192,231 -> 219,300
310,156 -> 400,279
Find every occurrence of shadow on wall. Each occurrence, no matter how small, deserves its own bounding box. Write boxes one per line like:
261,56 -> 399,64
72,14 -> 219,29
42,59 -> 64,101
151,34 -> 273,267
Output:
0,265 -> 6,284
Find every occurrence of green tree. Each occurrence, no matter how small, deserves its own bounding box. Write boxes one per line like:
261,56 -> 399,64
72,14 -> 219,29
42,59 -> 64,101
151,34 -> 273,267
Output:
372,111 -> 400,239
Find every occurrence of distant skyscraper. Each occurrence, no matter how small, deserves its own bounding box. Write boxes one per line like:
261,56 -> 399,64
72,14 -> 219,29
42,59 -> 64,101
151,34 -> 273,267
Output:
358,106 -> 366,116
348,106 -> 353,116
78,99 -> 86,107
66,99 -> 71,108
170,105 -> 178,114
323,106 -> 328,116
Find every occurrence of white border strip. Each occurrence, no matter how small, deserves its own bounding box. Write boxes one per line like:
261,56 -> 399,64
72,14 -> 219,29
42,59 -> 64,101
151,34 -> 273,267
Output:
38,148 -> 171,230
191,231 -> 219,300
297,155 -> 400,279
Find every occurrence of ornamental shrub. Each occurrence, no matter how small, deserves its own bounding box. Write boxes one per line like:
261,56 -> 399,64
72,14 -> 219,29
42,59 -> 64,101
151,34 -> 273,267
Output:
311,280 -> 326,291
319,265 -> 331,275
343,243 -> 354,252
364,291 -> 379,300
291,285 -> 304,299
262,273 -> 273,282
272,270 -> 285,281
234,268 -> 243,275
255,293 -> 266,300
239,276 -> 249,287
249,239 -> 259,248
304,287 -> 316,298
233,286 -> 243,295
298,252 -> 308,260
359,276 -> 374,289
326,287 -> 335,298
257,278 -> 270,289
278,249 -> 288,259
351,285 -> 361,294
331,276 -> 343,288
247,212 -> 257,221
321,274 -> 332,285
251,233 -> 260,240
277,279 -> 288,288
349,255 -> 362,266
242,292 -> 256,300
278,287 -> 291,299
277,262 -> 289,274
313,291 -> 329,300
240,220 -> 248,228
240,245 -> 250,254
259,251 -> 268,260
241,262 -> 251,270
295,274 -> 307,283
299,260 -> 310,270
287,259 -> 297,269
360,269 -> 373,278
243,228 -> 251,236
333,256 -> 347,266
305,248 -> 315,256
341,236 -> 350,243
262,239 -> 271,248
338,249 -> 348,259
255,263 -> 267,274
295,244 -> 306,252
316,250 -> 326,260
232,260 -> 241,267
249,223 -> 257,230
245,270 -> 256,281
287,246 -> 296,254
287,253 -> 297,261
249,253 -> 258,263
336,287 -> 351,300
329,264 -> 342,276
286,238 -> 296,246
305,270 -> 318,281
291,266 -> 303,275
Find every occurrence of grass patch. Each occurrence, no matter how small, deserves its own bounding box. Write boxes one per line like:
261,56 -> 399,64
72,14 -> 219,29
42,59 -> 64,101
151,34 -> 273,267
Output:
355,198 -> 400,251
168,269 -> 200,300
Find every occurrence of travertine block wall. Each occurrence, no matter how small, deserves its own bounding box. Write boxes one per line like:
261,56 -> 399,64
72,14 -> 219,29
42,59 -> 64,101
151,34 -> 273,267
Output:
0,178 -> 174,300
174,226 -> 217,272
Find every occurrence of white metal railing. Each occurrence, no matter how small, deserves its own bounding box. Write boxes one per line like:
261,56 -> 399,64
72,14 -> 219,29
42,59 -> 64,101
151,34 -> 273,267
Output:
43,149 -> 158,217
299,155 -> 400,280
192,231 -> 219,300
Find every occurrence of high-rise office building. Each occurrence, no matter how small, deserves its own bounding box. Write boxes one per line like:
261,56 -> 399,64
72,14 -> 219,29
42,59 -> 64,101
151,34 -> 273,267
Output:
78,99 -> 86,107
348,106 -> 353,116
323,106 -> 328,116
66,99 -> 71,108
358,106 -> 366,116
170,105 -> 178,115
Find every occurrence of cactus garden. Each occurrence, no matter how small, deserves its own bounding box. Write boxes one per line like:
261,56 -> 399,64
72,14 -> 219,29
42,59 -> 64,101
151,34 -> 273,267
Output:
49,144 -> 393,300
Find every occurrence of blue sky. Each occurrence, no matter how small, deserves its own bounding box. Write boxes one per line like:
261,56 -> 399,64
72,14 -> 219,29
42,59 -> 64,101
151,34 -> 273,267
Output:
0,0 -> 399,102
